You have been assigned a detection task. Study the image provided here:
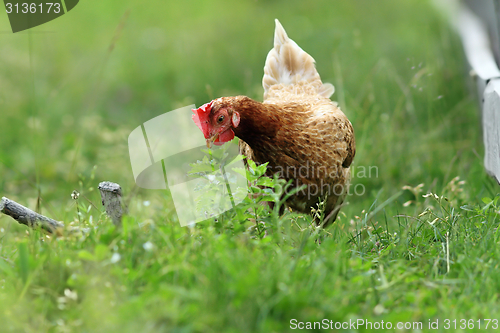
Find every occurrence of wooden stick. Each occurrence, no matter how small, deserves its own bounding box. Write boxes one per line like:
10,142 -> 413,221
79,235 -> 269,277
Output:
98,181 -> 126,226
0,197 -> 64,234
0,181 -> 126,234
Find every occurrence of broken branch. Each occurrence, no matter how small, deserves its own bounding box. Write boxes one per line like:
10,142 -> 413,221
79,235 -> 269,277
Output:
98,181 -> 126,226
0,197 -> 64,234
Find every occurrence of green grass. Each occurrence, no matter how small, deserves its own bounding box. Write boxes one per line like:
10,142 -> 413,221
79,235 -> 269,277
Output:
1,0 -> 500,332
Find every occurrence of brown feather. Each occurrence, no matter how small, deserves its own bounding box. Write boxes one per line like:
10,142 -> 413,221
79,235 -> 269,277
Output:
200,20 -> 355,227
210,89 -> 355,227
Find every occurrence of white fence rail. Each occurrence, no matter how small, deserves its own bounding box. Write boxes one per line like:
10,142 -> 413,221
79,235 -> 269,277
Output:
458,0 -> 500,184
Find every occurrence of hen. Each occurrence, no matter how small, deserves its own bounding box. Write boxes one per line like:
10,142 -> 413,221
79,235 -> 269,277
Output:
192,19 -> 355,226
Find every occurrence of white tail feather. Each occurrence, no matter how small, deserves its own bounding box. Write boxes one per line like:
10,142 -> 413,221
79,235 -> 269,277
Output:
262,19 -> 334,100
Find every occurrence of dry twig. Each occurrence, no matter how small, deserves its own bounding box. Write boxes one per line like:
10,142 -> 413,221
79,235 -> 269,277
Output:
0,197 -> 64,234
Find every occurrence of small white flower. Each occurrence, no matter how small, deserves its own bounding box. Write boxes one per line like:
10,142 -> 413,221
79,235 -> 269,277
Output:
143,201 -> 151,207
207,174 -> 216,182
64,288 -> 78,301
71,190 -> 80,200
143,241 -> 154,251
110,252 -> 121,263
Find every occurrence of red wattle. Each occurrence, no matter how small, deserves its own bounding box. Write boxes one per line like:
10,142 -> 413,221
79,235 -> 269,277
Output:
214,129 -> 235,145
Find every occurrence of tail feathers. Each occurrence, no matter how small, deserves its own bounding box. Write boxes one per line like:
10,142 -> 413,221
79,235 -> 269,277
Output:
263,19 -> 334,100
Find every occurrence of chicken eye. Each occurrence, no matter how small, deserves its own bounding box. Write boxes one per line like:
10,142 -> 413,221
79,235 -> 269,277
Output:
217,115 -> 225,123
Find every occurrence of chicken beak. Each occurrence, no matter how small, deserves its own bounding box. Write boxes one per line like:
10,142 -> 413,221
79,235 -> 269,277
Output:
206,133 -> 219,148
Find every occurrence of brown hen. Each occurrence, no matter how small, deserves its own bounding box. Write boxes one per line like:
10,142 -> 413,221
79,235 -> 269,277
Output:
192,19 -> 355,226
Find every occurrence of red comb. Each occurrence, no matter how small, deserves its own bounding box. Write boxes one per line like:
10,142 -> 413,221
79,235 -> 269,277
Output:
192,101 -> 213,138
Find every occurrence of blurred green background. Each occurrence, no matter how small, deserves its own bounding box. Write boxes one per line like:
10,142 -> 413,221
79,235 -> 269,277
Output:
0,0 -> 487,210
1,0 -> 499,332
